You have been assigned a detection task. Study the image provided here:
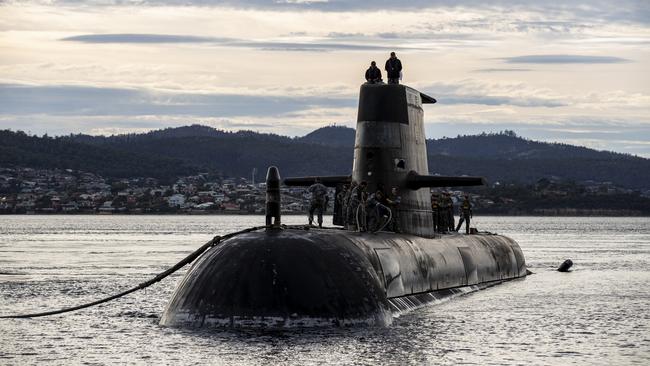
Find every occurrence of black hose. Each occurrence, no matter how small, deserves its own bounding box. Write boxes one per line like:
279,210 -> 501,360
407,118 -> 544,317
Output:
0,225 -> 268,319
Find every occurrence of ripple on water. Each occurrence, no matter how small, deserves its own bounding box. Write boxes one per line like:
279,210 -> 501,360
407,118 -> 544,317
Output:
0,215 -> 649,365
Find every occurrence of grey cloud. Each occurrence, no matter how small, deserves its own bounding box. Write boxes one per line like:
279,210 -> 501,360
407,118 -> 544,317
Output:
0,84 -> 356,117
438,95 -> 565,107
241,41 -> 404,51
376,31 -> 499,41
61,33 -> 417,52
511,21 -> 594,33
257,47 -> 327,52
16,1 -> 650,26
0,81 -> 569,125
473,68 -> 532,72
376,33 -> 400,39
327,32 -> 364,38
28,1 -> 648,17
63,34 -> 233,43
503,54 -> 630,64
219,121 -> 275,129
0,82 -> 568,128
424,120 -> 650,157
418,82 -> 566,107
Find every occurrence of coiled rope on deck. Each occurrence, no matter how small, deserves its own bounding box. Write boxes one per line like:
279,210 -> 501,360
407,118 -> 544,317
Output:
356,203 -> 393,234
373,204 -> 392,233
0,225 -> 269,319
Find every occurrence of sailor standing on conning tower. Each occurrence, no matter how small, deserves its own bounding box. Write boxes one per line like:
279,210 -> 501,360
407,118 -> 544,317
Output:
385,52 -> 402,84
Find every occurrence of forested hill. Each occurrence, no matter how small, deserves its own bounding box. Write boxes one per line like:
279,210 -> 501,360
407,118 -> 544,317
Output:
427,131 -> 632,160
425,131 -> 650,189
60,126 -> 351,180
1,125 -> 649,189
298,125 -> 355,147
0,130 -> 198,180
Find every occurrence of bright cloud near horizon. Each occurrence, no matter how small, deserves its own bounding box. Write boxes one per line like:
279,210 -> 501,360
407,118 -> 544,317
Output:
0,1 -> 649,156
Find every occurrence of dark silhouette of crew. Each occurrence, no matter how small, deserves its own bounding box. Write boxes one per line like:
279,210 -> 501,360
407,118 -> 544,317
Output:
456,195 -> 473,234
343,181 -> 357,229
444,192 -> 455,232
366,190 -> 385,232
307,178 -> 328,228
365,61 -> 383,84
385,52 -> 402,84
333,183 -> 348,226
431,192 -> 440,233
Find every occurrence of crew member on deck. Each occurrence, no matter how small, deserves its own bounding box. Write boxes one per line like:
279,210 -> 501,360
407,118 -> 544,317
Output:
445,193 -> 455,232
438,193 -> 448,232
366,190 -> 385,232
385,52 -> 402,84
334,184 -> 348,226
365,61 -> 383,84
431,192 -> 440,233
344,181 -> 357,229
307,178 -> 328,228
456,195 -> 473,234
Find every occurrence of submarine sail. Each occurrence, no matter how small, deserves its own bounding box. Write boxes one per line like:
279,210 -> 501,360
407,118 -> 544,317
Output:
160,84 -> 528,328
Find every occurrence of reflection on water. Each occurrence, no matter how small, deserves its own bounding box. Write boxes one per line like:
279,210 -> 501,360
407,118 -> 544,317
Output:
1,215 -> 649,365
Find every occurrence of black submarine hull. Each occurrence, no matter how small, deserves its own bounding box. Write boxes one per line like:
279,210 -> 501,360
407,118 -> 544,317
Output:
160,228 -> 527,328
160,83 -> 528,328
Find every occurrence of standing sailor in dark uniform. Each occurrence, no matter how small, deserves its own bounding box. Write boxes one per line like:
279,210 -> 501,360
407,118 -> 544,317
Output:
366,190 -> 385,232
431,192 -> 440,233
307,178 -> 328,227
334,184 -> 348,226
445,192 -> 455,232
438,193 -> 448,232
344,181 -> 357,229
385,52 -> 402,84
365,61 -> 383,84
456,195 -> 473,234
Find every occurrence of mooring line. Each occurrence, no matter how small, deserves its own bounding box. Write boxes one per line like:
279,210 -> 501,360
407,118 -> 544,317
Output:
0,225 -> 269,319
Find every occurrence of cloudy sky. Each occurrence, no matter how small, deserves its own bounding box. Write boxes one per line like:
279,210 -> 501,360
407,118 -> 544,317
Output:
1,0 -> 648,156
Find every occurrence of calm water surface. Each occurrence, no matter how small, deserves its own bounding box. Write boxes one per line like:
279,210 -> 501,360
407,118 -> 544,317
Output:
1,215 -> 649,365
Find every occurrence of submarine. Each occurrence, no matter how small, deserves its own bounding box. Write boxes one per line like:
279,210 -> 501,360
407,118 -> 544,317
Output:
159,83 -> 528,328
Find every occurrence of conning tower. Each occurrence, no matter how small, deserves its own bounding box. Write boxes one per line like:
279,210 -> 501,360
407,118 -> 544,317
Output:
353,84 -> 436,236
286,83 -> 484,236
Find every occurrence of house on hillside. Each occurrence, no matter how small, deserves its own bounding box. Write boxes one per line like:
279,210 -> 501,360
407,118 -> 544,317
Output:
168,194 -> 186,207
195,202 -> 215,210
98,201 -> 115,213
222,202 -> 240,211
61,202 -> 79,212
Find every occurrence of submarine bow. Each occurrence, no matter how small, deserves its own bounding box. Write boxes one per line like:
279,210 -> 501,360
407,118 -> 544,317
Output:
160,230 -> 392,327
